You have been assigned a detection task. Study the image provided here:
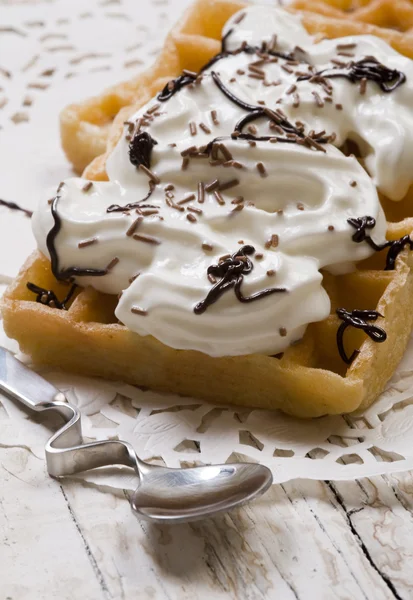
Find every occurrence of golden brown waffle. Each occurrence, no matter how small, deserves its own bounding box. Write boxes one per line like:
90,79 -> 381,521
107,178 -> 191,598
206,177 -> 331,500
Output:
61,0 -> 413,176
3,249 -> 413,418
4,0 -> 413,417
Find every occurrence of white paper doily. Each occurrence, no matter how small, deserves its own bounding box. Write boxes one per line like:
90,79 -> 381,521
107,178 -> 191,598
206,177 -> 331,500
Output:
2,0 -> 413,490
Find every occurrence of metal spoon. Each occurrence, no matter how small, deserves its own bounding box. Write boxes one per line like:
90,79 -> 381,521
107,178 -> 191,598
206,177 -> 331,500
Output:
0,348 -> 272,522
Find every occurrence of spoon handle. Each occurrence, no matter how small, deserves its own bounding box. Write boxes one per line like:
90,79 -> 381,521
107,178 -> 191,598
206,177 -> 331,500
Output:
0,347 -> 64,410
0,348 -> 141,477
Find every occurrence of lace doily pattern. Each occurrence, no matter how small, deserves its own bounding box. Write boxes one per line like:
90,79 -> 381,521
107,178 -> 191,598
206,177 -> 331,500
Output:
2,0 -> 413,489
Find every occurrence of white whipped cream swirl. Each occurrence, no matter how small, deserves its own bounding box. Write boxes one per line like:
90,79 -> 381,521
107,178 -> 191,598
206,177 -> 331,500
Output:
34,6 -> 413,358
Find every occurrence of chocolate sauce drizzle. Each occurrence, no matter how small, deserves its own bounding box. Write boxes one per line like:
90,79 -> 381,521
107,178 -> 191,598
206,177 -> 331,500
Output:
0,199 -> 33,218
348,216 -> 413,270
211,71 -> 256,111
26,281 -> 77,310
194,245 -> 287,315
158,29 -> 299,104
298,56 -> 406,93
210,73 -> 329,147
157,71 -> 197,102
336,308 -> 386,365
106,188 -> 154,213
129,132 -> 158,168
154,29 -> 329,150
221,28 -> 234,54
385,235 -> 413,270
234,109 -> 330,145
47,196 -> 110,281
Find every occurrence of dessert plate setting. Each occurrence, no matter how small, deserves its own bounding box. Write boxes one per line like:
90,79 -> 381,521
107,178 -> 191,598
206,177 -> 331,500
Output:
3,0 -> 413,504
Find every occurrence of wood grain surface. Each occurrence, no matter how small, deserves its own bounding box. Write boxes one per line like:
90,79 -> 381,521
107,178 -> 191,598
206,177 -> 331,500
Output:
2,439 -> 412,599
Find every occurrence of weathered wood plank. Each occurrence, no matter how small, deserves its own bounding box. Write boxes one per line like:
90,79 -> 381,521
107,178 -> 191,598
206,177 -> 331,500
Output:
0,447 -> 106,600
332,475 -> 413,599
60,477 -> 402,600
3,444 -> 413,600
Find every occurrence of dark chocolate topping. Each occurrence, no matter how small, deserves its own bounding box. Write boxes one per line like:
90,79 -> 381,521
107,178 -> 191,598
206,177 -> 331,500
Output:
129,131 -> 158,169
298,56 -> 406,93
211,71 -> 256,111
106,187 -> 154,213
385,235 -> 413,270
26,281 -> 77,310
194,245 -> 287,315
47,196 -> 110,281
221,28 -> 234,55
234,110 -> 330,145
157,71 -> 198,102
336,308 -> 386,365
0,199 -> 33,217
347,216 -> 413,270
155,32 -> 330,151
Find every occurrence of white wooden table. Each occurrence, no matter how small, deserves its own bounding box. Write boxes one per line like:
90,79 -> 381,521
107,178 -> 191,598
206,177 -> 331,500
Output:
1,0 -> 413,597
2,446 -> 413,599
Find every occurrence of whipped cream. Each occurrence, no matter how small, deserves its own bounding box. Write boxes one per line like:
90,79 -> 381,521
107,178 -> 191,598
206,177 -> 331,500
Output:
34,5 -> 413,358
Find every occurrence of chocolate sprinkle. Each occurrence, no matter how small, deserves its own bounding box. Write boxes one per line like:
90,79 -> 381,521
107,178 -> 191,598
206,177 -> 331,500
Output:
213,190 -> 225,205
133,233 -> 161,245
256,162 -> 267,177
211,110 -> 219,125
126,216 -> 143,236
200,122 -> 212,134
194,245 -> 287,315
82,181 -> 93,192
78,237 -> 98,248
205,179 -> 220,193
177,193 -> 196,205
139,164 -> 160,184
336,308 -> 386,365
265,234 -> 279,249
219,178 -> 239,191
198,182 -> 205,203
131,306 -> 148,316
106,257 -> 119,271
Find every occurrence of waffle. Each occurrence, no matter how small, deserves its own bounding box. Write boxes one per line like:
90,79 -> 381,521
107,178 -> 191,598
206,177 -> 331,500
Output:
61,0 -> 413,176
4,0 -> 413,418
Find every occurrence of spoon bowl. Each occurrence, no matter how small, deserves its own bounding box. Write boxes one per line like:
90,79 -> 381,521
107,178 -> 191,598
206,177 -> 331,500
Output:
131,463 -> 273,522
